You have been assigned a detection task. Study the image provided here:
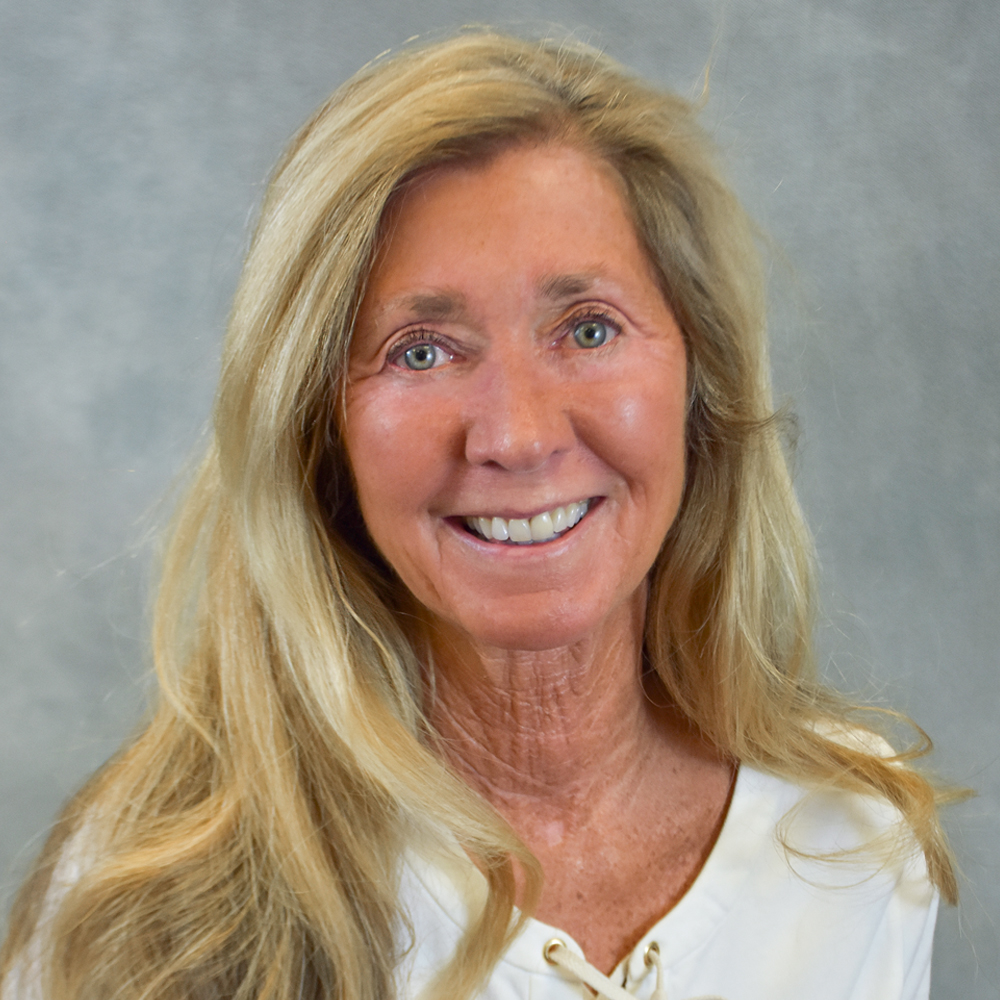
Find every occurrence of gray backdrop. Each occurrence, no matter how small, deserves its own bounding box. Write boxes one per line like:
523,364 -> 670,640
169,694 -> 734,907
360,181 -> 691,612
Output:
1,1 -> 997,997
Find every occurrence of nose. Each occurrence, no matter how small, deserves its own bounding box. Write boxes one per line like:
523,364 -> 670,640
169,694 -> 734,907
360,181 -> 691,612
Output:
463,353 -> 575,472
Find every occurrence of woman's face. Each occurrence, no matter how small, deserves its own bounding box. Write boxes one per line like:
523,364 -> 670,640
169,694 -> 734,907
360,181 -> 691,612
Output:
344,143 -> 688,652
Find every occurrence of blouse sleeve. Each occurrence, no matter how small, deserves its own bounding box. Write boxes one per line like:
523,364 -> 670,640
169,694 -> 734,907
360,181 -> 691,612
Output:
897,876 -> 940,1000
1,827 -> 93,1000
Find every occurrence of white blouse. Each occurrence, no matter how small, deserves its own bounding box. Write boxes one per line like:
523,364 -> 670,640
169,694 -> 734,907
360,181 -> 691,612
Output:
397,765 -> 938,1000
3,766 -> 937,1000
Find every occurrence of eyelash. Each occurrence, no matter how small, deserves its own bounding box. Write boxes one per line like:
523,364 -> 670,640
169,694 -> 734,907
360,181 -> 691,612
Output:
562,308 -> 622,345
384,306 -> 623,368
386,329 -> 455,367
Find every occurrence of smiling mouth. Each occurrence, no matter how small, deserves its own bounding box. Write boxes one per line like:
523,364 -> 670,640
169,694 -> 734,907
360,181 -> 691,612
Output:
462,500 -> 592,545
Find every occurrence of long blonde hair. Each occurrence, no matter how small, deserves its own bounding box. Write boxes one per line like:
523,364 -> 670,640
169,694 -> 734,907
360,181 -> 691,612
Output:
1,30 -> 958,1000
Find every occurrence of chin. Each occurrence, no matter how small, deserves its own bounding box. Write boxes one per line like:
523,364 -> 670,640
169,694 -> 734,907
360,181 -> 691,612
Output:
449,597 -> 622,654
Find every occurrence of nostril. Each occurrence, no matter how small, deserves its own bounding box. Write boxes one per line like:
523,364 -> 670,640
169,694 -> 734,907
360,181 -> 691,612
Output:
463,404 -> 574,472
461,362 -> 576,471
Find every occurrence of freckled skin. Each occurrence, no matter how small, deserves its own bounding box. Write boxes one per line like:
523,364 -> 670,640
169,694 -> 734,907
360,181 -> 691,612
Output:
344,145 -> 733,974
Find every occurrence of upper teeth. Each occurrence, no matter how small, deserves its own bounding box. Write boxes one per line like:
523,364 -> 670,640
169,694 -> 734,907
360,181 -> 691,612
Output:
464,500 -> 590,544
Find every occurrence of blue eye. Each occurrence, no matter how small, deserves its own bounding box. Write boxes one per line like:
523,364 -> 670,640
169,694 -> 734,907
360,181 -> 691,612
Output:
388,331 -> 456,371
572,319 -> 610,349
401,343 -> 443,370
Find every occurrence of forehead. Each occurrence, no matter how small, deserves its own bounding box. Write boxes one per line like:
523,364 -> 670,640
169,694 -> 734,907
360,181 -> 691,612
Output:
358,142 -> 661,324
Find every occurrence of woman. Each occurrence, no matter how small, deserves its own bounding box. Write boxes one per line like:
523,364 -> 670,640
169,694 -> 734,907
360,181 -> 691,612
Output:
1,31 -> 956,1000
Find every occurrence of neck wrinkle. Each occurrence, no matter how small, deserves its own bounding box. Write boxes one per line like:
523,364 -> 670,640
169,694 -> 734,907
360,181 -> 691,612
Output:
423,592 -> 660,818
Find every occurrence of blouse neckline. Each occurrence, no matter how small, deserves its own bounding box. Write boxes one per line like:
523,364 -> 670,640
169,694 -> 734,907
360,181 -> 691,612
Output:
403,765 -> 799,981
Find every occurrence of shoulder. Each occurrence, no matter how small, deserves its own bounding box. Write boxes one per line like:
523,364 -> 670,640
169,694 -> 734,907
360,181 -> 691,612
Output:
656,764 -> 938,1000
1,820 -> 100,1000
734,763 -> 934,894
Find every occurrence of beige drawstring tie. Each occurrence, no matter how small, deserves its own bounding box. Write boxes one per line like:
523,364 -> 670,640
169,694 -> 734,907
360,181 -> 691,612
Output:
543,938 -> 726,1000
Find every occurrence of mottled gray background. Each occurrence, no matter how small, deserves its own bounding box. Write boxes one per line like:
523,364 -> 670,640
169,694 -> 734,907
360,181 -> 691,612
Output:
1,0 -> 997,996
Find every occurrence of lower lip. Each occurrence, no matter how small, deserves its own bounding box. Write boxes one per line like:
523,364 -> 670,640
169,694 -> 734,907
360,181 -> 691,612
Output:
446,498 -> 601,552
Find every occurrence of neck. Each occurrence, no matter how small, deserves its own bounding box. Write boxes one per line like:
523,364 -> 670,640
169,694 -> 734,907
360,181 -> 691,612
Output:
419,590 -> 736,972
423,592 -> 662,819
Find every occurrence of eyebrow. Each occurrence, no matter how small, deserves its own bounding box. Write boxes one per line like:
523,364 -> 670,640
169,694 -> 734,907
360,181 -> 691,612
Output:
537,273 -> 599,301
383,274 -> 600,323
390,291 -> 468,322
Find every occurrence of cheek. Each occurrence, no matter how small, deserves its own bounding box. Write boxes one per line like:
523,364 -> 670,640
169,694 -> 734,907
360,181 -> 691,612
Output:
611,393 -> 653,438
342,384 -> 454,526
589,359 -> 688,494
343,392 -> 394,507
